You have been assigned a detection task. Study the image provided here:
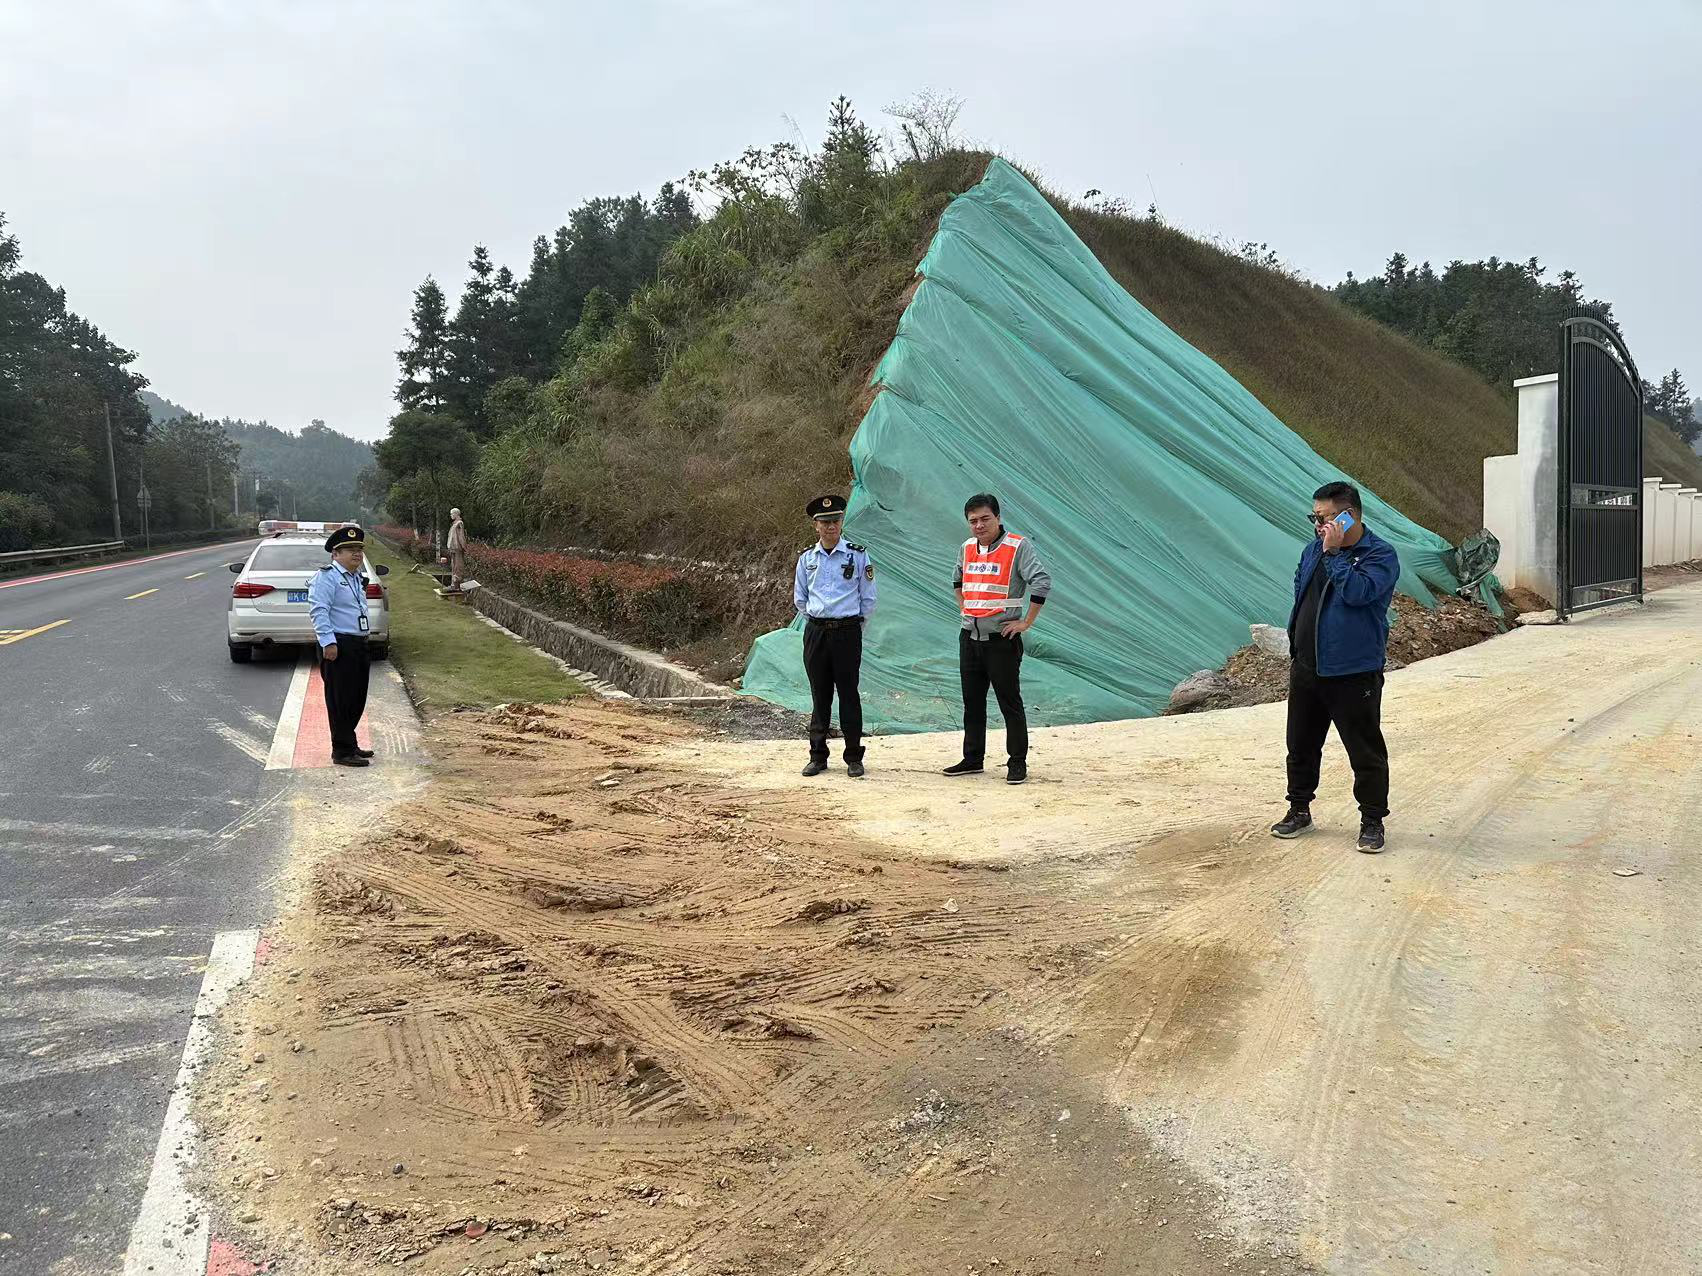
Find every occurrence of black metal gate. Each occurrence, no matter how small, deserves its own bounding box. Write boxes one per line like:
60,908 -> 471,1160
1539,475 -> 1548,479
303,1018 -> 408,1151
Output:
1557,316 -> 1643,618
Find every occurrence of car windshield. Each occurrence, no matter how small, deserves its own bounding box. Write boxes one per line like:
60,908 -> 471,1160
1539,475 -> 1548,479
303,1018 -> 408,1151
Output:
249,544 -> 331,572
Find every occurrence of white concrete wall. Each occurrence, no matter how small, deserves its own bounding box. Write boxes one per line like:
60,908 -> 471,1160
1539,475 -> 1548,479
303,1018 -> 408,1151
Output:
1657,484 -> 1682,565
1482,454 -> 1523,588
1513,374 -> 1560,601
1644,478 -> 1662,564
1679,491 -> 1700,563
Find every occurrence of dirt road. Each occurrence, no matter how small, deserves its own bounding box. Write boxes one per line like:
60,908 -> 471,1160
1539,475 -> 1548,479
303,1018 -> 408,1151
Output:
198,585 -> 1702,1275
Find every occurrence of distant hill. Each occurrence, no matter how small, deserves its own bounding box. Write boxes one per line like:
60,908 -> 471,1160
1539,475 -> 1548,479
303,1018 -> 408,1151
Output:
224,419 -> 375,522
140,389 -> 192,424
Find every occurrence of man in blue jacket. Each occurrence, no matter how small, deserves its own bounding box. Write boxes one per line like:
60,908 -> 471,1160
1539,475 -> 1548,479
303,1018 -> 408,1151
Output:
1271,482 -> 1399,853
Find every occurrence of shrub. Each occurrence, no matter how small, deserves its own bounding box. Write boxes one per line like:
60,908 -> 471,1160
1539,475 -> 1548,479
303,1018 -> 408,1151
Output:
401,538 -> 729,650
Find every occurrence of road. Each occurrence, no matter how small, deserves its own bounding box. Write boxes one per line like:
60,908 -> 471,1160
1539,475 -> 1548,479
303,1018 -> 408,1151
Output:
0,541 -> 420,1276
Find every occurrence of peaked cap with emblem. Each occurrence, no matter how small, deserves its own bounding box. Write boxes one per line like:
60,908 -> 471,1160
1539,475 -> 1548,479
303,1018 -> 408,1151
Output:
807,494 -> 847,520
325,525 -> 367,553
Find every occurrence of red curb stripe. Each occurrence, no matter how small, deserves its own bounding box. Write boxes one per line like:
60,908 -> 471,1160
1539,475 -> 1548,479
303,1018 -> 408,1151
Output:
207,1235 -> 269,1274
292,660 -> 372,769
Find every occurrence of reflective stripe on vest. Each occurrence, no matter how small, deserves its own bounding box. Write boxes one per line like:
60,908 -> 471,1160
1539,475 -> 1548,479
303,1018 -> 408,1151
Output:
961,534 -> 1024,618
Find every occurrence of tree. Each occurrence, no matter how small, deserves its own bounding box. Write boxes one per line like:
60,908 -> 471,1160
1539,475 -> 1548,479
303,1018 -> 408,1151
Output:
396,277 -> 451,411
0,210 -> 154,545
444,246 -> 521,436
884,89 -> 963,163
373,408 -> 478,546
1649,369 -> 1698,445
1335,253 -> 1618,388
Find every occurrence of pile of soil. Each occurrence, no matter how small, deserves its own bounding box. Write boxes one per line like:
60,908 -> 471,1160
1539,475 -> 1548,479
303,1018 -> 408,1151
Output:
196,701 -> 1312,1276
1177,592 -> 1505,714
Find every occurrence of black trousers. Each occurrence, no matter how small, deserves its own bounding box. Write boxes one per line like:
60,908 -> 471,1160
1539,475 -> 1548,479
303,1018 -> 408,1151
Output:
960,630 -> 1027,765
320,632 -> 370,757
1285,663 -> 1389,820
802,619 -> 863,763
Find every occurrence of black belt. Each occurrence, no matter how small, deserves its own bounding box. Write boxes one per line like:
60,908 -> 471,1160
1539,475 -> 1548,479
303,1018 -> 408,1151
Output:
331,632 -> 369,644
806,615 -> 861,629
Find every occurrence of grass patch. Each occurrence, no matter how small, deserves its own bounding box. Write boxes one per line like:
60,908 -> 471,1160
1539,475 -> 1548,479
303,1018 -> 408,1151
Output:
365,539 -> 585,714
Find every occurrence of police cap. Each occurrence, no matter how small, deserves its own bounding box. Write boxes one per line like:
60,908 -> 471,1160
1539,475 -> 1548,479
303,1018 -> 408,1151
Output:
807,494 -> 847,521
325,525 -> 367,553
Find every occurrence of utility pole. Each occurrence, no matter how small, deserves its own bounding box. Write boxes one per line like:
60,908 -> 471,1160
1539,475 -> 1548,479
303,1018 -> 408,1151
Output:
233,469 -> 240,517
103,401 -> 123,540
206,460 -> 215,530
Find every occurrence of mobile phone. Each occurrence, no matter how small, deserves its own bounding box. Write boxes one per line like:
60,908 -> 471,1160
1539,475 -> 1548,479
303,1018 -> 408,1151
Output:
1333,510 -> 1356,533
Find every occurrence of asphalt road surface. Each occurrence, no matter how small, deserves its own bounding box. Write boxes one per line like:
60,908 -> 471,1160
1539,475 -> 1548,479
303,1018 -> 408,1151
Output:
0,541 -> 418,1275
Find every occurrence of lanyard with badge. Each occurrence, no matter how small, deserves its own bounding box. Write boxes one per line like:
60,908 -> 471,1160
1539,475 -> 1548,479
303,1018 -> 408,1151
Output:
342,566 -> 369,632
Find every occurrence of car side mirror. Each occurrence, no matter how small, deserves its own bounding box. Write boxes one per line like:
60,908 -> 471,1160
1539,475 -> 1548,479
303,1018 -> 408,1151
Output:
228,562 -> 243,573
374,564 -> 390,577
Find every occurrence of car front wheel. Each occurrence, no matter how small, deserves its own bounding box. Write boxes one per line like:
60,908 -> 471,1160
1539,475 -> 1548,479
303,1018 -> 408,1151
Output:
368,643 -> 389,661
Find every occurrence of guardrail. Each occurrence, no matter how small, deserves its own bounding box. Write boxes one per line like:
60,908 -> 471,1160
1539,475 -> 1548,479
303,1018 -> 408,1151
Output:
0,540 -> 124,567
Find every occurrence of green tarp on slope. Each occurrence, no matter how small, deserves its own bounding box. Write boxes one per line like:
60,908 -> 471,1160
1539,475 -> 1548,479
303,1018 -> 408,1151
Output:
743,158 -> 1473,733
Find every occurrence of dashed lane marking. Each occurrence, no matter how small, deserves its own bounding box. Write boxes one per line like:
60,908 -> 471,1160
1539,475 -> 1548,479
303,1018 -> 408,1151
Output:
0,618 -> 71,645
184,572 -> 206,580
125,588 -> 159,600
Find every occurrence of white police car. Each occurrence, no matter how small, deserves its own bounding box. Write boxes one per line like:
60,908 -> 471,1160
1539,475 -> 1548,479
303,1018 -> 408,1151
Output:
226,535 -> 390,662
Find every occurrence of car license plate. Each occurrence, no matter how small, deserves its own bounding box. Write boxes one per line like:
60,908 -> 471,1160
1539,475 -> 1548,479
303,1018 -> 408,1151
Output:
287,590 -> 308,603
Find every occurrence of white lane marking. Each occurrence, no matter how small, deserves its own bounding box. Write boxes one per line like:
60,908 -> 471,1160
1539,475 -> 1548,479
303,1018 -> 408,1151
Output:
123,929 -> 258,1276
84,755 -> 113,775
265,652 -> 312,770
0,816 -> 199,842
5,1038 -> 179,1086
205,717 -> 270,766
240,706 -> 277,733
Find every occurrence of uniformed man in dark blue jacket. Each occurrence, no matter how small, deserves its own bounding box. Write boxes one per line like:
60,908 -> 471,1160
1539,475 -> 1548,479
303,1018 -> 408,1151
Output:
1271,481 -> 1400,852
792,494 -> 876,778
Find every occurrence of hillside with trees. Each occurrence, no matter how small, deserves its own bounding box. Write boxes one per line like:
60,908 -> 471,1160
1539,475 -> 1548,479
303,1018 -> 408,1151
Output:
0,213 -> 240,550
366,98 -> 1702,569
223,419 -> 375,522
1334,253 -> 1701,460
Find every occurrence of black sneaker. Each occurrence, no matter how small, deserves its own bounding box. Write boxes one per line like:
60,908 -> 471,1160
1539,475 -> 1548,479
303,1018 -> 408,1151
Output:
1357,820 -> 1386,854
942,760 -> 983,776
1270,808 -> 1312,839
847,761 -> 865,779
1006,763 -> 1027,785
802,760 -> 827,777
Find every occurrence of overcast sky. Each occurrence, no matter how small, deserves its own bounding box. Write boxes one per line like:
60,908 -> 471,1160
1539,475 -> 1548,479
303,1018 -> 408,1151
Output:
4,0 -> 1696,441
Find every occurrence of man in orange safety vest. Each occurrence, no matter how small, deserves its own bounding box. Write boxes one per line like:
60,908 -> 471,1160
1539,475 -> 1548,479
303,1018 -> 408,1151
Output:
943,492 -> 1051,784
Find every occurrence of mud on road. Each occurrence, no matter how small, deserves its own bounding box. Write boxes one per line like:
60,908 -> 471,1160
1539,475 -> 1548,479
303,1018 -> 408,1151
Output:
197,701 -> 1309,1276
198,584 -> 1702,1275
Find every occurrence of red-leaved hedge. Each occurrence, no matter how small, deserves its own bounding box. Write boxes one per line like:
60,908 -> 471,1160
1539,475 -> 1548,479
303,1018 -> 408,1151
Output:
375,524 -> 714,649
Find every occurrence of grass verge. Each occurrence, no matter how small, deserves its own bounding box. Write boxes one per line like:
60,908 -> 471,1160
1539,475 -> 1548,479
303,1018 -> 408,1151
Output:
364,539 -> 585,714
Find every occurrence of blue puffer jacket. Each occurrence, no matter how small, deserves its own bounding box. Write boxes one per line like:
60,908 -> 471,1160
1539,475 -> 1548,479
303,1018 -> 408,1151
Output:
1287,526 -> 1401,677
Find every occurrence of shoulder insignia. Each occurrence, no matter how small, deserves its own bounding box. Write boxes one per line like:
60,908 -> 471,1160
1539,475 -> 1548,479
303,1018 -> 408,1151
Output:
845,541 -> 866,553
318,564 -> 333,570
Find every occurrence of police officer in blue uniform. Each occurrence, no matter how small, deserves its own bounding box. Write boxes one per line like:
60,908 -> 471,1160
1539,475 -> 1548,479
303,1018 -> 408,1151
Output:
793,494 -> 876,778
307,525 -> 375,768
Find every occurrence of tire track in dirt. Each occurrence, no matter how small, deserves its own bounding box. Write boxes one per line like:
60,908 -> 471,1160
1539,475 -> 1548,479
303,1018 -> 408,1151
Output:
196,700 -> 1317,1276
